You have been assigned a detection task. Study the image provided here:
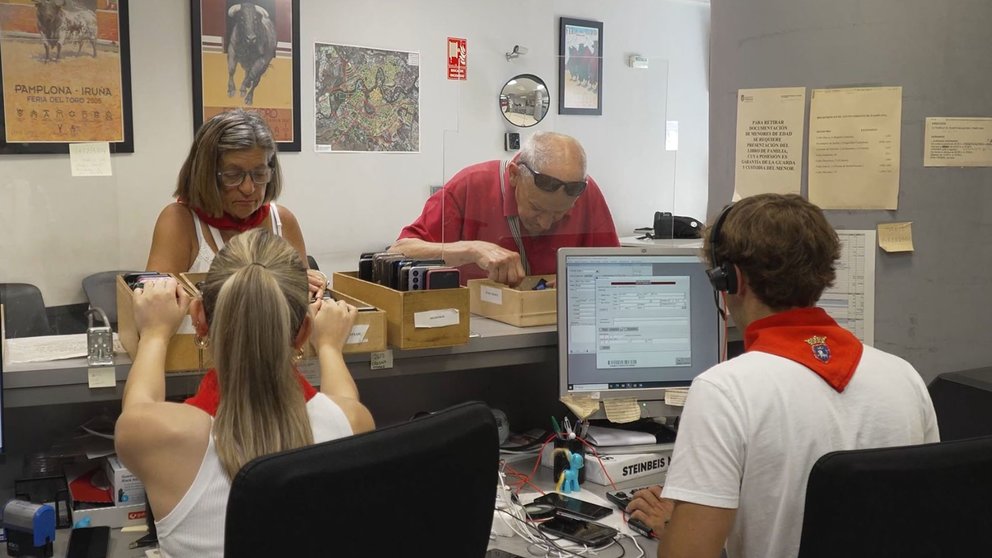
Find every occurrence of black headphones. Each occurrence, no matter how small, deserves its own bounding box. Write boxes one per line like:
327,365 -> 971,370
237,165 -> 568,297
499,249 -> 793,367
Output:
706,204 -> 738,294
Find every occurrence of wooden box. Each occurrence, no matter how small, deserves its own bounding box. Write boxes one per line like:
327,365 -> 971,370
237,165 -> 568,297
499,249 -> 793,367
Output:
332,272 -> 470,349
468,275 -> 557,327
179,273 -> 387,355
116,273 -> 208,373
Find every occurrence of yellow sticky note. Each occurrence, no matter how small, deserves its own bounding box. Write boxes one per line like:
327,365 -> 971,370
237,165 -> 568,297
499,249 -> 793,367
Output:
878,222 -> 914,252
559,394 -> 601,420
602,398 -> 641,423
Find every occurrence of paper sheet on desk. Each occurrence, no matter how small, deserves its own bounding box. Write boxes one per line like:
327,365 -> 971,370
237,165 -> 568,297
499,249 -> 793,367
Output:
4,333 -> 125,364
584,425 -> 656,447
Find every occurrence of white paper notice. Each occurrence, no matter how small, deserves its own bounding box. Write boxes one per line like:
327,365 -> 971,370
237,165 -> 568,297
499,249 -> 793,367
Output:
817,230 -> 876,345
346,324 -> 370,344
370,350 -> 394,370
413,308 -> 460,328
88,366 -> 116,388
480,286 -> 503,305
69,142 -> 112,177
924,117 -> 992,167
665,121 -> 679,151
734,87 -> 806,198
808,87 -> 902,209
878,222 -> 914,252
408,52 -> 420,66
664,388 -> 689,407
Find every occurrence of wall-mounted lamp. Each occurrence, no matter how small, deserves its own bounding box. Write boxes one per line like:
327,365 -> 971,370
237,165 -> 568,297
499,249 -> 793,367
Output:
505,45 -> 528,61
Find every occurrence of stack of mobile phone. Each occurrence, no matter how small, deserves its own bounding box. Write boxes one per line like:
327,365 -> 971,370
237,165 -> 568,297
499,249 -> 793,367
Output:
530,493 -> 618,548
358,252 -> 460,291
122,272 -> 171,290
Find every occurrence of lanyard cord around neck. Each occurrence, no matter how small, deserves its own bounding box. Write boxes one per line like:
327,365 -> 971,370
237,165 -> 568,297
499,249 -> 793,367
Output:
499,160 -> 531,275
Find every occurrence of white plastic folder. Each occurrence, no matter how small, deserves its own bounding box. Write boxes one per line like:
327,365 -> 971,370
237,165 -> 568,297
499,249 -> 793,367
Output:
583,425 -> 656,447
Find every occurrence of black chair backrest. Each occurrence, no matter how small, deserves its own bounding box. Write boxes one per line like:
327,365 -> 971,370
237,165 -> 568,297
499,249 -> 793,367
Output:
224,401 -> 499,557
0,283 -> 50,338
798,435 -> 992,558
82,270 -> 139,327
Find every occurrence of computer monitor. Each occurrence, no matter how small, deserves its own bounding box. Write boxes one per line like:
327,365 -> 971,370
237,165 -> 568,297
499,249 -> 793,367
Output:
557,246 -> 721,420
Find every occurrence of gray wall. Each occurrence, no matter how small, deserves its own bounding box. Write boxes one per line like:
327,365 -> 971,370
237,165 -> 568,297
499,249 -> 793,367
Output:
710,0 -> 992,383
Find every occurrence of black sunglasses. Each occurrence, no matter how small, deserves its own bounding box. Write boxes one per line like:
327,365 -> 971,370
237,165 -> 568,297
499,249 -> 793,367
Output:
519,161 -> 588,196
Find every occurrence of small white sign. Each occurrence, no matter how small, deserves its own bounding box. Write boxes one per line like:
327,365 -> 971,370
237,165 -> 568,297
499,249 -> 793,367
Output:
408,52 -> 420,66
413,308 -> 460,328
480,285 -> 503,305
88,366 -> 116,388
665,121 -> 679,151
346,324 -> 370,344
370,350 -> 394,370
70,142 -> 113,176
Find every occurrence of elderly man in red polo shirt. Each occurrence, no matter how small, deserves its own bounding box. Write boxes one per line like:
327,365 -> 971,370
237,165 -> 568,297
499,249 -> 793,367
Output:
390,132 -> 620,286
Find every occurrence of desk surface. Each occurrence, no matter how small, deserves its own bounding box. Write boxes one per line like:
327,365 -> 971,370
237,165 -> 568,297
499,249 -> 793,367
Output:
490,451 -> 664,556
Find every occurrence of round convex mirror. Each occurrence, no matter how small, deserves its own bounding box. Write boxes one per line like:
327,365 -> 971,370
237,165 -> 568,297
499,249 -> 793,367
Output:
499,74 -> 549,128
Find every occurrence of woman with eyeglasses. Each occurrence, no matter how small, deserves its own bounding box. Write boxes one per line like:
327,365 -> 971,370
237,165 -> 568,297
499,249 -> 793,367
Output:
117,229 -> 374,557
146,109 -> 328,297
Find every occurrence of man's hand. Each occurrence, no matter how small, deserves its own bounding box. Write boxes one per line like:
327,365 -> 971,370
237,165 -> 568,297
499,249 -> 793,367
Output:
474,241 -> 526,287
627,486 -> 674,538
311,297 -> 357,352
133,278 -> 190,342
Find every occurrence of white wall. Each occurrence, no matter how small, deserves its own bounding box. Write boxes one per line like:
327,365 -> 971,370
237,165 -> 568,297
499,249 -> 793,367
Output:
0,0 -> 710,306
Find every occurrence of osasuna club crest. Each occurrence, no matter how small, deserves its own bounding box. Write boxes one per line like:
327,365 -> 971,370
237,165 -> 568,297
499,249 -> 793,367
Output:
805,335 -> 831,363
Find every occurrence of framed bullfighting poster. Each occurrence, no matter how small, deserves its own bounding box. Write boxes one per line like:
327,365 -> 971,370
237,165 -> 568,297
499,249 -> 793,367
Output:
558,17 -> 602,116
0,0 -> 134,154
191,0 -> 300,151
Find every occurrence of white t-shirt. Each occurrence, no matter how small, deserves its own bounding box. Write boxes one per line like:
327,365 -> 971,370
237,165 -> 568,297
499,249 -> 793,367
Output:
661,346 -> 939,558
155,393 -> 353,558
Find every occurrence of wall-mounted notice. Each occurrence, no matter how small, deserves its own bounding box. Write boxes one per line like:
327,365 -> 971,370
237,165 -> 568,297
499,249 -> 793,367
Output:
734,87 -> 806,199
924,117 -> 992,167
818,230 -> 875,346
447,37 -> 467,80
808,87 -> 902,210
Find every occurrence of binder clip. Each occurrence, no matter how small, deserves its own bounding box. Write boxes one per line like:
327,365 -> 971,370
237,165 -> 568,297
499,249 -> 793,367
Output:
86,307 -> 114,367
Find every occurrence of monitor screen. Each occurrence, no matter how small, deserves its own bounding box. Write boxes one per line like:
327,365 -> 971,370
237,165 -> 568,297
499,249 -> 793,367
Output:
557,246 -> 721,419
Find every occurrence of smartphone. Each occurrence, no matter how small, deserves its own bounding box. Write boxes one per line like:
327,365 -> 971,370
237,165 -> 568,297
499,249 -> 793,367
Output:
425,267 -> 460,289
122,272 -> 171,290
66,526 -> 110,558
538,515 -> 618,548
532,492 -> 613,521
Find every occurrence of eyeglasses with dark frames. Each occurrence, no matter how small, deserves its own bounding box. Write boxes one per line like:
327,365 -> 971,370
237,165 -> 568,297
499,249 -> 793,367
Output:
216,167 -> 273,189
519,161 -> 588,196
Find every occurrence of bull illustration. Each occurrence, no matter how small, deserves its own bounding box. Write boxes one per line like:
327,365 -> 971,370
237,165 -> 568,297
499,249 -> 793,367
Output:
32,0 -> 98,63
226,2 -> 276,106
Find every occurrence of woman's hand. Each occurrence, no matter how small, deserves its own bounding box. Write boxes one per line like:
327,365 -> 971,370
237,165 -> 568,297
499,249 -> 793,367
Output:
307,269 -> 328,301
310,297 -> 357,352
133,278 -> 191,342
626,486 -> 674,538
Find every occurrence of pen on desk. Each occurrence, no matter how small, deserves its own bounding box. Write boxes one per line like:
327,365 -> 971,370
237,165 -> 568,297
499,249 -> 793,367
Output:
563,416 -> 573,437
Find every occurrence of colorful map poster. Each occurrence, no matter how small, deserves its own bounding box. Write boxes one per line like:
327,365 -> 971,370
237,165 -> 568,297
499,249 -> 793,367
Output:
314,42 -> 419,153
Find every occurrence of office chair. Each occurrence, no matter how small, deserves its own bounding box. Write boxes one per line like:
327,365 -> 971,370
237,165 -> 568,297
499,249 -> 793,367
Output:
82,270 -> 139,329
0,283 -> 51,338
797,435 -> 992,558
224,401 -> 500,557
307,255 -> 319,271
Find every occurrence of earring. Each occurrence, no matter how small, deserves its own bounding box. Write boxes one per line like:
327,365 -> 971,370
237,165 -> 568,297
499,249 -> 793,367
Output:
194,335 -> 210,349
293,348 -> 304,362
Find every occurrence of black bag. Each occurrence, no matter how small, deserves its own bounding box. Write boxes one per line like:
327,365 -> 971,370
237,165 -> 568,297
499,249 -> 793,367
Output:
653,212 -> 703,239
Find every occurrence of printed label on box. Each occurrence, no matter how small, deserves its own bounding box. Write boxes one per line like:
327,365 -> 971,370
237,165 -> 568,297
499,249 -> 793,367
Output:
370,350 -> 393,370
480,285 -> 503,305
346,324 -> 370,344
413,308 -> 460,328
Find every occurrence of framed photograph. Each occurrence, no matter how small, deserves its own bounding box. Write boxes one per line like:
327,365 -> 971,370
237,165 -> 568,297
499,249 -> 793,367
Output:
191,0 -> 300,151
0,0 -> 134,154
558,17 -> 603,116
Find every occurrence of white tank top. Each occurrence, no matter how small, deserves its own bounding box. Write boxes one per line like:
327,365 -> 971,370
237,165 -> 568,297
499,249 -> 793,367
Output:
188,202 -> 283,273
154,393 -> 353,558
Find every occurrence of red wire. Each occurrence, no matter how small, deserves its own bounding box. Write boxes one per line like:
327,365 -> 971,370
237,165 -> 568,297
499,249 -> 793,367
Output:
720,290 -> 729,362
576,436 -> 618,490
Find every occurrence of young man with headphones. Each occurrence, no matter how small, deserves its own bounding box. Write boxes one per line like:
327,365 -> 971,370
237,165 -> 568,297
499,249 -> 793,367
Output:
625,194 -> 938,558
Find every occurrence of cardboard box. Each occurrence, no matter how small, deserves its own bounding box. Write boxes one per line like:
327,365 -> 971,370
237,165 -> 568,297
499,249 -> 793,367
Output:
71,501 -> 147,529
541,444 -> 673,486
332,272 -> 469,349
179,274 -> 387,355
104,456 -> 145,507
468,275 -> 557,327
117,273 -> 209,373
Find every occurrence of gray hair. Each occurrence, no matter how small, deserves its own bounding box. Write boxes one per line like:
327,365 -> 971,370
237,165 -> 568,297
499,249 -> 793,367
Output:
518,131 -> 587,176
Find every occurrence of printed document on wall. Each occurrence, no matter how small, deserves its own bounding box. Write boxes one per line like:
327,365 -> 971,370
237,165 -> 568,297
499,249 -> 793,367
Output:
808,87 -> 902,209
734,87 -> 806,200
818,230 -> 875,346
924,117 -> 992,167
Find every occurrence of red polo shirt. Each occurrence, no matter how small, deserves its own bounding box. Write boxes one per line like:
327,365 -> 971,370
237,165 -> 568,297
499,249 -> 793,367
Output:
398,160 -> 620,282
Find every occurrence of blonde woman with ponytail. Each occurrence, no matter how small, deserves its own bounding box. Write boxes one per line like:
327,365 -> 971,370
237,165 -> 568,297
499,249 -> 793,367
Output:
116,229 -> 373,558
